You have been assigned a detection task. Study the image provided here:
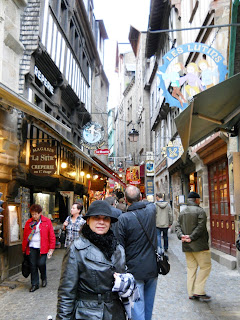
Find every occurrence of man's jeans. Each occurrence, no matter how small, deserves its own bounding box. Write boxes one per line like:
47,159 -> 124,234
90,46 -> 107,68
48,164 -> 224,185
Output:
29,247 -> 47,286
132,277 -> 158,320
157,227 -> 169,251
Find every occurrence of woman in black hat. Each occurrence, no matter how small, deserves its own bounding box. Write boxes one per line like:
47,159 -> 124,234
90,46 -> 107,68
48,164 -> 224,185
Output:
56,200 -> 126,320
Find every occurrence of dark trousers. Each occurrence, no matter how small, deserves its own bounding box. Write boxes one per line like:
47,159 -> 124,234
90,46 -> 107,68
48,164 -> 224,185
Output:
157,227 -> 169,250
29,248 -> 47,286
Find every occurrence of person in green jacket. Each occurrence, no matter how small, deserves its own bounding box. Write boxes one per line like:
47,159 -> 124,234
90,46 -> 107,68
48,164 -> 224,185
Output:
175,191 -> 211,301
155,193 -> 172,253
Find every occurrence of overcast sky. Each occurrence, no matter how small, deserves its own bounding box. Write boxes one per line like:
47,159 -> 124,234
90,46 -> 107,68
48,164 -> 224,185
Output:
93,0 -> 151,108
94,0 -> 150,42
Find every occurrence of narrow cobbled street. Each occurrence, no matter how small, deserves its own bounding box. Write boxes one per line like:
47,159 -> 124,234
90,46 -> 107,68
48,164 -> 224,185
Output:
0,232 -> 239,320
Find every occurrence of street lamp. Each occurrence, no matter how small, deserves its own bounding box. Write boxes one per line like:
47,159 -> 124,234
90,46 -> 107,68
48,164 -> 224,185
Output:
128,128 -> 139,142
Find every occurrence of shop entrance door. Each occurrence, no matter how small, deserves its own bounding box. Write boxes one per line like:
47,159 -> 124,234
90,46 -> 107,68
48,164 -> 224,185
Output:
208,158 -> 235,256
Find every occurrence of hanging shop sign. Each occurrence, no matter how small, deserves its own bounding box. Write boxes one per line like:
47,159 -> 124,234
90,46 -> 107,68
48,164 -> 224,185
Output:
126,169 -> 130,181
161,141 -> 183,160
130,166 -> 140,185
94,149 -> 110,155
157,42 -> 228,110
146,179 -> 154,196
90,179 -> 106,191
108,178 -> 115,188
81,121 -> 105,150
146,160 -> 154,176
29,142 -> 57,176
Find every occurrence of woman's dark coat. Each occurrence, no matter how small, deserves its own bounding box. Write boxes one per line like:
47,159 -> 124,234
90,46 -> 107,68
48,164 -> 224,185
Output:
56,234 -> 126,320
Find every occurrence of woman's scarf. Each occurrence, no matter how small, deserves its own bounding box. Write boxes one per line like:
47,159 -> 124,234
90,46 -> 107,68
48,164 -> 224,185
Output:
27,219 -> 40,242
82,224 -> 117,260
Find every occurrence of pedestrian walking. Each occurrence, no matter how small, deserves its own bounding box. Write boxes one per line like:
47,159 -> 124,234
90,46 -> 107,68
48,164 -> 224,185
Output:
117,185 -> 158,320
116,188 -> 124,200
56,200 -> 126,320
62,202 -> 85,247
105,196 -> 122,218
175,191 -> 212,301
105,196 -> 122,238
116,197 -> 127,212
22,204 -> 56,292
155,193 -> 172,253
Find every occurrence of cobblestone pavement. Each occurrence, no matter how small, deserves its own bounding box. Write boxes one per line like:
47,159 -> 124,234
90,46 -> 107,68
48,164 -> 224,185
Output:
0,232 -> 240,320
152,232 -> 240,320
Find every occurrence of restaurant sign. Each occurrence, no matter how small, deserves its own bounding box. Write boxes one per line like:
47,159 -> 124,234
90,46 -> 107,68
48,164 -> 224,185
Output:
29,142 -> 57,176
94,149 -> 110,155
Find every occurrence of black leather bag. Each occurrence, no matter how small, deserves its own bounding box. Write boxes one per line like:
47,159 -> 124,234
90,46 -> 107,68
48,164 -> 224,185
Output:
131,211 -> 170,276
236,232 -> 240,251
156,252 -> 170,275
59,229 -> 66,244
22,254 -> 30,278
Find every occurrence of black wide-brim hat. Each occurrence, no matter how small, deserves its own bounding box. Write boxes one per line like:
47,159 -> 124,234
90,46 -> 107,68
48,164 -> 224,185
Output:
83,200 -> 118,223
188,191 -> 200,199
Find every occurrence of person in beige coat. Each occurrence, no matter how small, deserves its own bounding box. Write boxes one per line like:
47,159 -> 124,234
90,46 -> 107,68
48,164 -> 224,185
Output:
155,193 -> 172,252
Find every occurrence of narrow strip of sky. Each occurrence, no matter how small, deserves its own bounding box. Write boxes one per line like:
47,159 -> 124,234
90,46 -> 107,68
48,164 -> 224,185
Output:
93,0 -> 150,108
93,0 -> 150,42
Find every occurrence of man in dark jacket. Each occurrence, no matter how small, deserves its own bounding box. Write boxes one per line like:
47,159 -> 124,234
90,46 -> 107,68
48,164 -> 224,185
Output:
175,191 -> 212,301
117,185 -> 158,320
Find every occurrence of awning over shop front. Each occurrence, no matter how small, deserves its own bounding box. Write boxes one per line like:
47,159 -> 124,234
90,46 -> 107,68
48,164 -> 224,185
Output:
0,82 -> 123,183
92,156 -> 127,189
0,82 -> 71,132
175,73 -> 240,162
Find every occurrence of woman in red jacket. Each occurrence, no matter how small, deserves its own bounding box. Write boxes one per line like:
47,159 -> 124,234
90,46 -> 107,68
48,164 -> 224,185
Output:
22,204 -> 56,292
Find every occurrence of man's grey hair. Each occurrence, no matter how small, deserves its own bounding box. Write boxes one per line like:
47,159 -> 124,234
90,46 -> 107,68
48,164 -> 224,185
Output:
105,196 -> 116,206
125,186 -> 140,203
188,197 -> 198,203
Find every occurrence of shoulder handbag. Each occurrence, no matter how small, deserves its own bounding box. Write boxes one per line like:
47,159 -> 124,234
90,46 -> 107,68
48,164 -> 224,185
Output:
131,211 -> 170,275
59,229 -> 66,244
236,232 -> 240,251
59,216 -> 70,244
22,254 -> 30,278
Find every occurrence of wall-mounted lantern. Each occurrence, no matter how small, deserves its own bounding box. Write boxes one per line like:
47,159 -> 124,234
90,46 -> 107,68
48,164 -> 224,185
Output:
128,128 -> 139,142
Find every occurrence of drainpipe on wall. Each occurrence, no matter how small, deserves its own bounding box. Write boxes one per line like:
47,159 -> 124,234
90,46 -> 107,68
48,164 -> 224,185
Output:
228,0 -> 240,77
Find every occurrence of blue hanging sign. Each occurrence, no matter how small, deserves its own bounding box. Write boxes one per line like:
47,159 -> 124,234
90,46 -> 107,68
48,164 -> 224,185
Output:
157,42 -> 228,110
166,146 -> 179,160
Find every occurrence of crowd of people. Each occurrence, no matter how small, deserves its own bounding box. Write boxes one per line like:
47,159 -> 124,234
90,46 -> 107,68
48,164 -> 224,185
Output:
22,186 -> 218,319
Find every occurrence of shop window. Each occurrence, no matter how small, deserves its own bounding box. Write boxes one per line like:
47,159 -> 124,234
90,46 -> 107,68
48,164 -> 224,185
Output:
4,204 -> 22,246
60,1 -> 68,32
209,159 -> 229,216
34,94 -> 43,109
69,20 -> 74,44
33,193 -> 55,219
45,105 -> 52,114
75,31 -> 79,53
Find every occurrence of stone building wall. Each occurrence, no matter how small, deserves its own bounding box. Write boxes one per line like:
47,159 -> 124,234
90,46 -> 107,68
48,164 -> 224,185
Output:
19,0 -> 40,95
234,5 -> 240,73
0,0 -> 25,91
171,171 -> 182,223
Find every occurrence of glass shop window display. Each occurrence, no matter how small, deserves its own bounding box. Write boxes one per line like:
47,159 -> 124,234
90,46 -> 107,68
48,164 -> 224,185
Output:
33,193 -> 55,219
